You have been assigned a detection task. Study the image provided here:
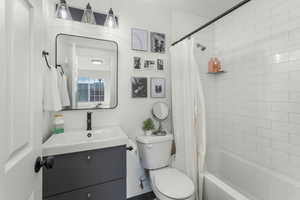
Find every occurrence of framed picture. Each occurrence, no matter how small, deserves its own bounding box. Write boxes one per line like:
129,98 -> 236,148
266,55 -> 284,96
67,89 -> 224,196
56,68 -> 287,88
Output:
144,60 -> 156,70
131,77 -> 148,98
133,56 -> 143,69
157,59 -> 164,71
131,28 -> 148,51
150,32 -> 166,53
151,78 -> 166,98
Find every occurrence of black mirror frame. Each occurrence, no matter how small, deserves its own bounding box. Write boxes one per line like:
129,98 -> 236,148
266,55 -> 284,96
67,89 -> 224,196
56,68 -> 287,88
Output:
55,33 -> 119,111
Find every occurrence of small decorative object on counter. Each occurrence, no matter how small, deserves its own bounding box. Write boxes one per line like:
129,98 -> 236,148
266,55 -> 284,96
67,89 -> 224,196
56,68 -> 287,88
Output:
142,118 -> 155,136
208,57 -> 221,73
53,114 -> 64,134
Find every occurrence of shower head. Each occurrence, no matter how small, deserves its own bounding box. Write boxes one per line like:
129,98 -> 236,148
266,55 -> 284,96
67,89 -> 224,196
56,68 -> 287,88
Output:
196,43 -> 206,51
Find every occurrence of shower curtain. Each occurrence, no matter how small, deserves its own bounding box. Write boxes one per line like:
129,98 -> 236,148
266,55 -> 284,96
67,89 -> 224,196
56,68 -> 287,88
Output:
170,38 -> 206,200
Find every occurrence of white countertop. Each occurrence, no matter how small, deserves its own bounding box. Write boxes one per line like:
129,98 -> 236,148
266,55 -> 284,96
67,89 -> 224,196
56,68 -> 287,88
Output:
43,126 -> 128,156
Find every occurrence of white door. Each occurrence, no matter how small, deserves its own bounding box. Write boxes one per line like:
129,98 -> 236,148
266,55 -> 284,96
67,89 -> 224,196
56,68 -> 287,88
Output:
0,0 -> 44,199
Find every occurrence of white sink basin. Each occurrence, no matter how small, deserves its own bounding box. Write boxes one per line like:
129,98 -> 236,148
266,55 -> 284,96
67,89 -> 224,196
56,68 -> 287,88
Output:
43,126 -> 128,156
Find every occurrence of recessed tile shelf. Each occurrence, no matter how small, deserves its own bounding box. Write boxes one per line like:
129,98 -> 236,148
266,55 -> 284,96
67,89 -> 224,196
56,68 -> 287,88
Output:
207,70 -> 226,74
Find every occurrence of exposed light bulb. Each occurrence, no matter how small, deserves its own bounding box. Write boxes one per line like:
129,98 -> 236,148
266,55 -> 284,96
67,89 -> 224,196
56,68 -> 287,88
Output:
104,8 -> 118,28
81,3 -> 96,24
60,10 -> 67,19
107,16 -> 114,27
56,0 -> 72,20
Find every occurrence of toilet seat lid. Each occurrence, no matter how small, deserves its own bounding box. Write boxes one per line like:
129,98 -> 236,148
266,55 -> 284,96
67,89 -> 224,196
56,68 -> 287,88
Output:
154,168 -> 194,199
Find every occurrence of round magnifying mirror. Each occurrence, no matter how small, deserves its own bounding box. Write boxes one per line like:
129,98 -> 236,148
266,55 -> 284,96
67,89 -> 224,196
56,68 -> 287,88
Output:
152,102 -> 169,135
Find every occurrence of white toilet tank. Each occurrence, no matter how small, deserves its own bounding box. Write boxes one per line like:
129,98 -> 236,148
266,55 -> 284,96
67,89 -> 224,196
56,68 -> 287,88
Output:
136,134 -> 173,169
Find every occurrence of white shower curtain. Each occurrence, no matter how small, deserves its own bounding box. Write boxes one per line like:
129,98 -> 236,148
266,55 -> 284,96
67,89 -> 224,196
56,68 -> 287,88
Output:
170,38 -> 206,200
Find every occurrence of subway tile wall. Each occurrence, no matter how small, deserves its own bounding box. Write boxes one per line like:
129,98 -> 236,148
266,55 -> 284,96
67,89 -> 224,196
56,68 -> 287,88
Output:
199,0 -> 300,199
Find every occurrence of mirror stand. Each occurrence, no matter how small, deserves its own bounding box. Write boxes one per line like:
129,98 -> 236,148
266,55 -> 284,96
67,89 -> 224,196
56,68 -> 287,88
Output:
152,108 -> 167,136
153,120 -> 167,136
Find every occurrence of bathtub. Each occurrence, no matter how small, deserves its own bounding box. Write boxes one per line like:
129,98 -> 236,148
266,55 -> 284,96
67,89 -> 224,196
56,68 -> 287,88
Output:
203,151 -> 300,200
204,173 -> 250,200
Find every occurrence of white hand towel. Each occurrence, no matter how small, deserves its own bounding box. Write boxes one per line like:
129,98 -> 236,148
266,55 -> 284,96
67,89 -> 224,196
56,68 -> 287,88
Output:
43,68 -> 62,111
57,72 -> 71,107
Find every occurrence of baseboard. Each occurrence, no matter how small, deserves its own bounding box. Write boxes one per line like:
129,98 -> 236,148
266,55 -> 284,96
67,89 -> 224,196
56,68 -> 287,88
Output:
127,192 -> 156,200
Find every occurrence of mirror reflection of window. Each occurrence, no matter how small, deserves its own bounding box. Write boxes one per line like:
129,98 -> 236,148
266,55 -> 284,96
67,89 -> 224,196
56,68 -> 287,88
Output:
56,34 -> 118,110
77,77 -> 105,103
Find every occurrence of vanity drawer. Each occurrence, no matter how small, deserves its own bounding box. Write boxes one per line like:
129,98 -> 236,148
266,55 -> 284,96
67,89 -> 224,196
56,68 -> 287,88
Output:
45,179 -> 126,200
43,145 -> 126,198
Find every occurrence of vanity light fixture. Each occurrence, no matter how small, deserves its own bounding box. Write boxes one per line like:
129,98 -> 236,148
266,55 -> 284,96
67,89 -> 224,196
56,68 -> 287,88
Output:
55,0 -> 72,20
104,8 -> 118,28
81,3 -> 96,24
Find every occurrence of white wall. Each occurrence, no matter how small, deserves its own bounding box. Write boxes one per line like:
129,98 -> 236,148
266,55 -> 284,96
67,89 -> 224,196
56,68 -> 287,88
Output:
44,0 -> 174,198
201,0 -> 300,199
171,10 -> 207,42
43,1 -> 243,198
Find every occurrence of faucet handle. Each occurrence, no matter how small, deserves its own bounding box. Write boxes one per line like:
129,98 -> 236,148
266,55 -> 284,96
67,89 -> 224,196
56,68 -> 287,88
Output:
87,112 -> 92,119
87,112 -> 93,131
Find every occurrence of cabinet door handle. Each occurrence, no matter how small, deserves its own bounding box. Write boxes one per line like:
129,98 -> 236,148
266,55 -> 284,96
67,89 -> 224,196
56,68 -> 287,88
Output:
87,155 -> 92,160
126,146 -> 133,151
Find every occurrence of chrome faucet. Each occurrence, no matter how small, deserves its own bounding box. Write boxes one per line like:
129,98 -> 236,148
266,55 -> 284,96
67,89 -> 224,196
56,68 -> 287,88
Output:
87,112 -> 92,131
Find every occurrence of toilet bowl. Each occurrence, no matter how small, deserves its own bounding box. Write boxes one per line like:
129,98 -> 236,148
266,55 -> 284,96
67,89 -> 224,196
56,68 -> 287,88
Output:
136,135 -> 195,200
150,167 -> 195,200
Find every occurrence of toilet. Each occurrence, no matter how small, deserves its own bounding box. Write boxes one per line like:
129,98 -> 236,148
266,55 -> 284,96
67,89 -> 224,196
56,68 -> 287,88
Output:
136,135 -> 195,200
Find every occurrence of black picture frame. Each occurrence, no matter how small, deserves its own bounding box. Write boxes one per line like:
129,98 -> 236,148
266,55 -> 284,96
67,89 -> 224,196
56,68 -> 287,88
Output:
150,32 -> 166,53
131,77 -> 148,98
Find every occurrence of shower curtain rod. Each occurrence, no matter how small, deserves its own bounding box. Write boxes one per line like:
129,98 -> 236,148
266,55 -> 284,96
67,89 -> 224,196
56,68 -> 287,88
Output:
171,0 -> 252,46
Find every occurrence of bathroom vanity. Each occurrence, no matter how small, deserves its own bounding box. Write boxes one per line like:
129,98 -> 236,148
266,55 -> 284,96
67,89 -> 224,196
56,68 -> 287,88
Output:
42,34 -> 125,199
42,127 -> 128,200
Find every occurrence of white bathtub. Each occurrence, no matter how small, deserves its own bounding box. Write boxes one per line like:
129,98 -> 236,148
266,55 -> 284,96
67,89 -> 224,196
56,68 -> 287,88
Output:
203,151 -> 300,200
204,173 -> 250,200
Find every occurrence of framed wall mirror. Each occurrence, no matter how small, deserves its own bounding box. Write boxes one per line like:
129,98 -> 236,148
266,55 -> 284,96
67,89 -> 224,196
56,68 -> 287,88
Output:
56,34 -> 118,110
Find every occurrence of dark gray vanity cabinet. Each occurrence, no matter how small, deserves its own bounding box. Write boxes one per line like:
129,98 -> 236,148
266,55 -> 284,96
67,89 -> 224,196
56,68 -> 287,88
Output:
43,145 -> 126,200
